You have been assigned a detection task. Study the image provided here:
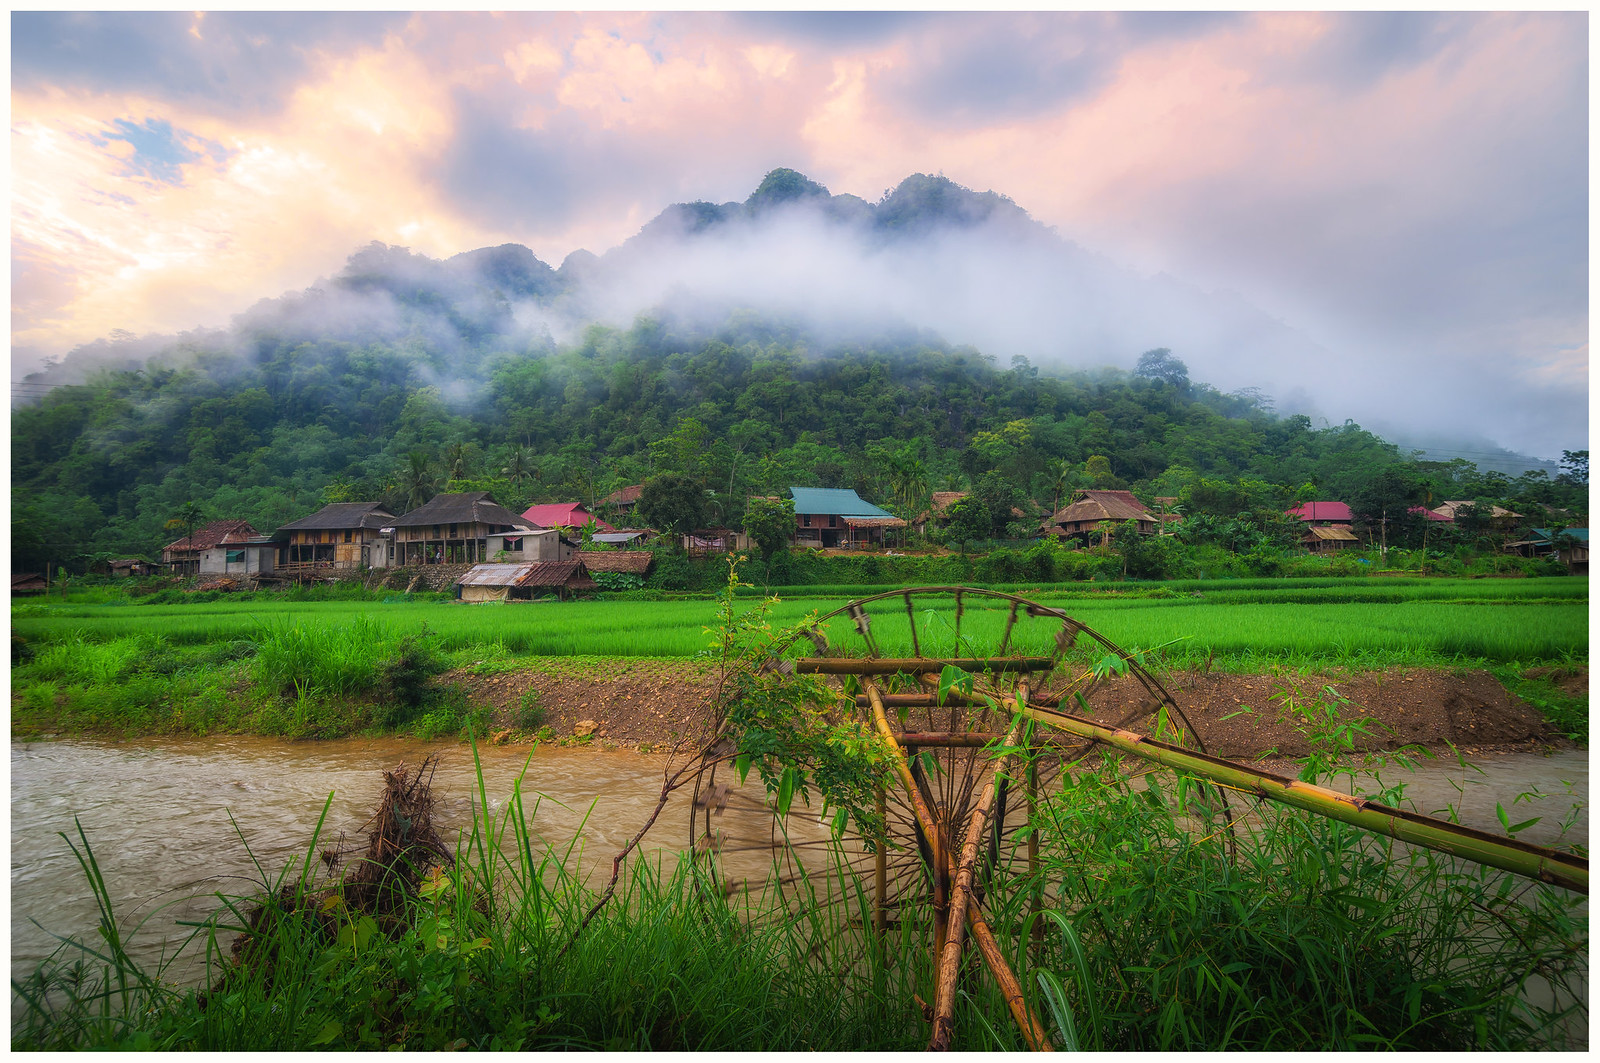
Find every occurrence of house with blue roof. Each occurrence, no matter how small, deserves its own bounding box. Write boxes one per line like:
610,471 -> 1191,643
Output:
789,487 -> 906,548
1506,527 -> 1588,575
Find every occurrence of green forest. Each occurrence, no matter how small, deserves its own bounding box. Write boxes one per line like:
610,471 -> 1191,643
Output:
10,229 -> 1588,576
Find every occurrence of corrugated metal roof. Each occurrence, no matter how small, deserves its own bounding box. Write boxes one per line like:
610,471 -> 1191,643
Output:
1286,501 -> 1353,523
522,503 -> 614,532
457,563 -> 540,587
789,487 -> 895,518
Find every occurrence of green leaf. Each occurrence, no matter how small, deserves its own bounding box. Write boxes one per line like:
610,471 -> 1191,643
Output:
310,1020 -> 342,1046
735,754 -> 752,785
776,766 -> 798,815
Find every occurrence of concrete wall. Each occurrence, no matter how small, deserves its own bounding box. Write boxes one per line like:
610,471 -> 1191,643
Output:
199,545 -> 275,575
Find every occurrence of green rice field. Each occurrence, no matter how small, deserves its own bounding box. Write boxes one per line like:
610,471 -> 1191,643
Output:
12,576 -> 1587,666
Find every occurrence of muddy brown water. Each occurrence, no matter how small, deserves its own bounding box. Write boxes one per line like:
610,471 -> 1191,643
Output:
10,737 -> 1589,1010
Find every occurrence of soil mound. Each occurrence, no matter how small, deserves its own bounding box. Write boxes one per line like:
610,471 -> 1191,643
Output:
451,661 -> 1569,759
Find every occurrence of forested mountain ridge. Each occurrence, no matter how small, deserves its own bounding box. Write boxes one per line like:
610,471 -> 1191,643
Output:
11,171 -> 1586,568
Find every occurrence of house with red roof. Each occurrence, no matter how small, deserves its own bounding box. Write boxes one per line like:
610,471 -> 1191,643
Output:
1285,501 -> 1353,526
161,519 -> 260,576
521,503 -> 615,534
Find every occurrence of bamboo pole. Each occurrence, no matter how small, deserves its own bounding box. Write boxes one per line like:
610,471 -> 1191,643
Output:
966,905 -> 1054,1051
928,712 -> 1025,1050
1017,702 -> 1588,894
798,656 -> 1055,675
875,785 -> 888,938
863,680 -> 947,962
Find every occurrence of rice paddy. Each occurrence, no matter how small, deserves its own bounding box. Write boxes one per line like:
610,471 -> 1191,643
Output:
11,577 -> 1588,666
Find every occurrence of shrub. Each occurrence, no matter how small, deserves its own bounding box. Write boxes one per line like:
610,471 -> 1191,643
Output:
515,689 -> 545,731
592,572 -> 646,592
376,628 -> 449,719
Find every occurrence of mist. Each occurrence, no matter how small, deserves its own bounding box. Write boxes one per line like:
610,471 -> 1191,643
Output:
14,171 -> 1580,467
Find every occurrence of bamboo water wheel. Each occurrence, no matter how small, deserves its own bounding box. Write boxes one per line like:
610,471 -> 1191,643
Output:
683,586 -> 1588,1051
691,587 -> 1205,907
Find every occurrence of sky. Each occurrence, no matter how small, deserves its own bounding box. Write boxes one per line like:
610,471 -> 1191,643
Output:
9,10 -> 1590,460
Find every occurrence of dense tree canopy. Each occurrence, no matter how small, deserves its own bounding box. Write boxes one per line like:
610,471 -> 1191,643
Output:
11,296 -> 1585,570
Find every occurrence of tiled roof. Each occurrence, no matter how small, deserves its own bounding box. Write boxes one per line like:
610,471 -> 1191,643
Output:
390,492 -> 528,529
278,502 -> 395,532
165,519 -> 258,552
789,487 -> 895,518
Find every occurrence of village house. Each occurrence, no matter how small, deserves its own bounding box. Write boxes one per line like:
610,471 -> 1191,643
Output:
1285,501 -> 1354,527
1506,527 -> 1589,575
1044,490 -> 1159,542
912,491 -> 970,536
161,519 -> 258,575
200,535 -> 278,576
12,573 -> 48,596
1428,500 -> 1524,528
455,560 -> 597,602
598,484 -> 644,520
789,487 -> 906,548
684,526 -> 751,555
1301,526 -> 1360,553
107,558 -> 154,578
389,492 -> 557,566
275,502 -> 397,571
576,550 -> 654,579
522,502 -> 614,533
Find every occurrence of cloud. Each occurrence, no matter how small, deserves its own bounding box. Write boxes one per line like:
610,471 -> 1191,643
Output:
876,12 -> 1241,125
8,11 -> 1587,459
11,11 -> 407,116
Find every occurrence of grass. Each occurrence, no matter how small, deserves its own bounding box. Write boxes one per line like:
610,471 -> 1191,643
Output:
12,724 -> 1588,1051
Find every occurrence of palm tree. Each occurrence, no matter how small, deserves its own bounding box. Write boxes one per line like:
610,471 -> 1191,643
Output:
502,443 -> 531,488
1046,459 -> 1073,519
444,442 -> 475,484
399,452 -> 438,511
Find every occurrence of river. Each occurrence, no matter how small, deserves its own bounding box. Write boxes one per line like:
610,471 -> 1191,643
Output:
10,736 -> 1588,1007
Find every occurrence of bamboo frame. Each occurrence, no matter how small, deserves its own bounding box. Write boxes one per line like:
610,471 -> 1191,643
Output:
1014,701 -> 1588,894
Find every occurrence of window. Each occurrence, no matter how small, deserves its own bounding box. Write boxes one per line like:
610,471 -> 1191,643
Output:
506,538 -> 523,552
449,523 -> 458,537
343,529 -> 352,543
225,550 -> 244,564
828,515 -> 837,528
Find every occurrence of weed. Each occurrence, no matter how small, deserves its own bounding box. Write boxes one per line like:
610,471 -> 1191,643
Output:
514,689 -> 545,731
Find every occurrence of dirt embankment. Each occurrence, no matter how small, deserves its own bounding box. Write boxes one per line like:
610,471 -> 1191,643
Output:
450,661 -> 1581,758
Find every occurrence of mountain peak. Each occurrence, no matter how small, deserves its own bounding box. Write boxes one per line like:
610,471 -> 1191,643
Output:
746,167 -> 831,212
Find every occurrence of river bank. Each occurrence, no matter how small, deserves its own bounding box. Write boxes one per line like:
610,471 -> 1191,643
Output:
13,646 -> 1586,755
447,660 -> 1580,758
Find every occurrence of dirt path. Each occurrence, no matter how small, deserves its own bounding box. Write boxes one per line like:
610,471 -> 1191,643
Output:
449,661 -> 1581,758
